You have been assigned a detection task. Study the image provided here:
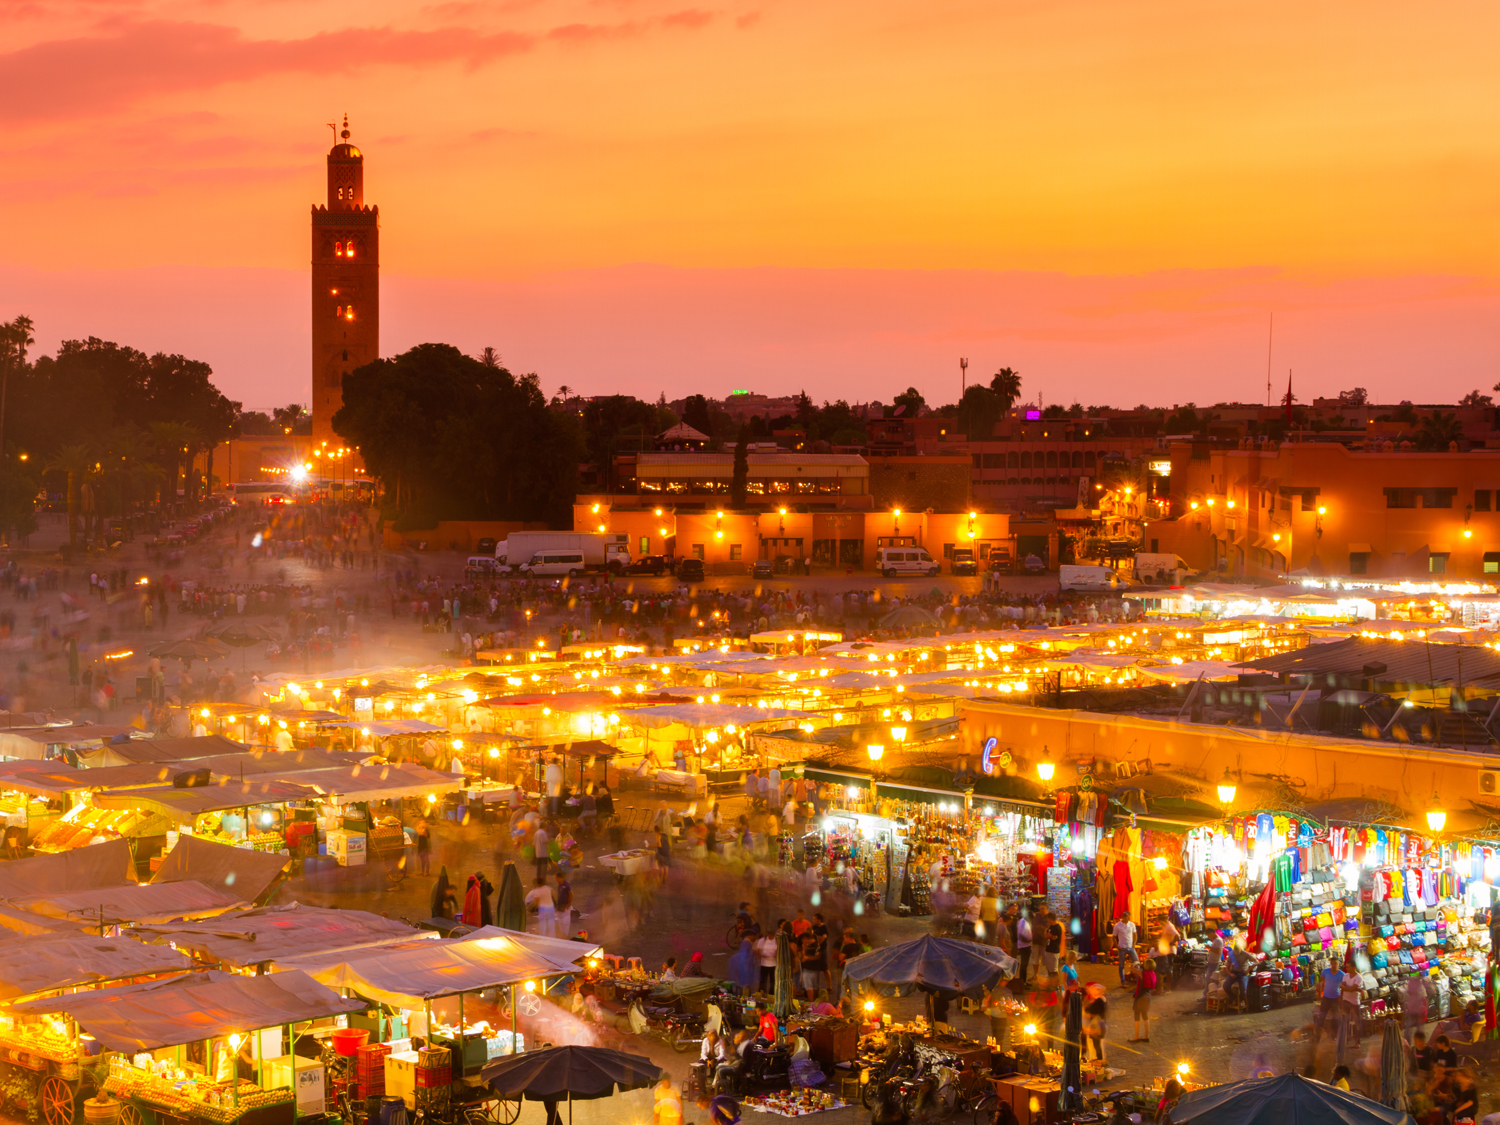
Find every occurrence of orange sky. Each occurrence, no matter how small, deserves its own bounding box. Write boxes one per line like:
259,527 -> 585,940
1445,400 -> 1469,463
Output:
2,0 -> 1499,405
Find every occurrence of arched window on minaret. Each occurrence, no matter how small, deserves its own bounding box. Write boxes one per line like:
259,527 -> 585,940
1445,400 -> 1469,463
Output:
335,241 -> 344,256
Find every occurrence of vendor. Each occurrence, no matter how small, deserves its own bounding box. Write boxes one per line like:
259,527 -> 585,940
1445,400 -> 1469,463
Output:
755,1008 -> 780,1047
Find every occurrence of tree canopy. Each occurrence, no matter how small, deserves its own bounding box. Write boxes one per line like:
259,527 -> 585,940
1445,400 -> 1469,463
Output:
332,343 -> 580,525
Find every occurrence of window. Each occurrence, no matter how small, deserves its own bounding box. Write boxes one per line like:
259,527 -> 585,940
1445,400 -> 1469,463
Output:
691,544 -> 705,559
639,479 -> 662,493
1421,488 -> 1456,508
335,241 -> 343,255
346,241 -> 355,258
983,453 -> 1004,469
943,543 -> 954,558
729,544 -> 742,561
1385,488 -> 1417,509
1477,490 -> 1492,512
1430,553 -> 1449,574
1349,553 -> 1369,575
639,536 -> 650,555
1007,452 -> 1019,469
1485,552 -> 1500,574
341,350 -> 349,361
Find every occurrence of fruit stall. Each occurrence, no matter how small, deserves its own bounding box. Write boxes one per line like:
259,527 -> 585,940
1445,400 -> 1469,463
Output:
9,969 -> 364,1125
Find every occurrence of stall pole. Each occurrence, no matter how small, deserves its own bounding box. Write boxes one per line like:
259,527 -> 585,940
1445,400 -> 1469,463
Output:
289,1023 -> 298,1122
511,984 -> 517,1054
457,993 -> 464,1068
254,1022 -> 262,1090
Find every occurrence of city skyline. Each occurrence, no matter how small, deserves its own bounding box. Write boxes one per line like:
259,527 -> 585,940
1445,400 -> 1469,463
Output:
2,0 -> 1499,406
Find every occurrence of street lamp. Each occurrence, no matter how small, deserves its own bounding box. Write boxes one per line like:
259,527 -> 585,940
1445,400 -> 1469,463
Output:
1426,793 -> 1446,834
1036,747 -> 1055,783
1217,768 -> 1237,806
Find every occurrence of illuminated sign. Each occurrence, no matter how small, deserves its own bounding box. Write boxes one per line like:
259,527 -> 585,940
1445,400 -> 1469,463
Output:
1025,410 -> 1041,420
1148,460 -> 1172,475
982,737 -> 997,775
730,390 -> 749,395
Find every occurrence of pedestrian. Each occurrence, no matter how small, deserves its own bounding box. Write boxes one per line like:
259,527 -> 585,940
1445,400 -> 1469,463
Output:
754,928 -> 779,995
1316,960 -> 1344,1041
554,870 -> 573,936
1016,911 -> 1033,982
1112,914 -> 1137,988
526,875 -> 557,937
1083,983 -> 1108,1062
1201,928 -> 1224,1000
533,821 -> 550,881
962,891 -> 982,939
1041,911 -> 1064,977
1130,960 -> 1157,1042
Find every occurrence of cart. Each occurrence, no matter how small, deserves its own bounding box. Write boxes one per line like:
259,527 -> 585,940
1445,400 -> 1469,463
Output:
0,1033 -> 98,1125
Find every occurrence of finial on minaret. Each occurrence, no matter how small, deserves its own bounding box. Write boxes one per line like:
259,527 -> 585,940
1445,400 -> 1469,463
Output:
341,114 -> 351,142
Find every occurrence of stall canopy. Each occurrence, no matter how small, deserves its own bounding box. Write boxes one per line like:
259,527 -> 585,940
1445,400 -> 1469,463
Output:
0,933 -> 192,1002
12,969 -> 364,1053
628,704 -> 802,729
321,719 -> 448,736
291,763 -> 464,804
149,835 -> 294,905
91,779 -> 321,821
276,930 -> 597,1008
0,725 -> 130,761
1170,1073 -> 1414,1125
10,880 -> 247,926
0,837 -> 135,900
841,935 -> 1017,1000
75,735 -> 251,768
132,904 -> 428,969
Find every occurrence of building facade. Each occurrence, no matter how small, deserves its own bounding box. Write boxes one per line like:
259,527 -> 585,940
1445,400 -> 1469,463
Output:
1149,440 -> 1500,579
311,119 -> 379,444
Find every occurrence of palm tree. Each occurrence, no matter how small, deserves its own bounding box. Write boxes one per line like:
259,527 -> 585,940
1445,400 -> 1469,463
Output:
148,422 -> 199,504
103,428 -> 165,535
991,367 -> 1022,412
1417,411 -> 1464,451
43,443 -> 94,548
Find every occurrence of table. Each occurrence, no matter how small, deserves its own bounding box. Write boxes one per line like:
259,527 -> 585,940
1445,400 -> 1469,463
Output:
991,1076 -> 1060,1125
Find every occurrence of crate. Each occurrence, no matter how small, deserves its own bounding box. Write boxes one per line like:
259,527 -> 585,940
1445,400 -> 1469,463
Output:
415,1085 -> 451,1113
417,1046 -> 451,1069
415,1065 -> 451,1089
357,1043 -> 390,1094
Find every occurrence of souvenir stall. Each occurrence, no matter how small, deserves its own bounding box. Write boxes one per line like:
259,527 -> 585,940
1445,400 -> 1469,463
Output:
8,970 -> 364,1125
88,781 -> 316,869
1181,809 -> 1495,1021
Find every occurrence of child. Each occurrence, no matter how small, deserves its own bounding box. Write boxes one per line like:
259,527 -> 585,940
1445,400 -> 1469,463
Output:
1131,962 -> 1158,1042
1331,1065 -> 1351,1091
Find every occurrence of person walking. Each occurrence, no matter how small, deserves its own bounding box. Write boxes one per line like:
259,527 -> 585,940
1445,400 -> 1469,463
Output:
526,876 -> 557,937
533,821 -> 550,882
754,928 -> 779,995
1016,911 -> 1034,982
1083,984 -> 1108,1063
1111,915 -> 1137,988
1041,911 -> 1065,977
1130,960 -> 1157,1042
554,870 -> 574,936
414,818 -> 432,876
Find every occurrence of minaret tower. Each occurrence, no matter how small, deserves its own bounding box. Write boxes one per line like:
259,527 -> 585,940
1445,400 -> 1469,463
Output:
311,115 -> 379,443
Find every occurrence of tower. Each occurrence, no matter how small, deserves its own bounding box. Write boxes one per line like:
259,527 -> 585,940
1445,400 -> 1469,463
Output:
311,115 -> 379,444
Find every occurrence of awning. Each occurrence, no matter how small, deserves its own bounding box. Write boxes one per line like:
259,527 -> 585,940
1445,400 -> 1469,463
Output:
149,835 -> 293,905
1347,543 -> 1372,554
0,934 -> 192,1002
276,930 -> 597,1007
11,969 -> 363,1052
0,837 -> 136,900
132,904 -> 430,969
75,735 -> 250,767
10,880 -> 247,926
628,704 -> 803,729
92,779 -> 322,822
291,763 -> 464,804
0,725 -> 129,760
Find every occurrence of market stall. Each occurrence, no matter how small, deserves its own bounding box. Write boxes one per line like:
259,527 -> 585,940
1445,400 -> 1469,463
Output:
10,970 -> 364,1125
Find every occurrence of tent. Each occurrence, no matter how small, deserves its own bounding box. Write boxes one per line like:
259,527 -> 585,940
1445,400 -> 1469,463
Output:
10,880 -> 247,926
0,933 -> 192,1001
0,836 -> 136,900
841,935 -> 1017,999
482,1044 -> 663,1125
0,725 -> 131,761
11,969 -> 363,1053
149,834 -> 294,904
91,779 -> 321,822
131,904 -> 428,969
274,930 -> 596,1008
291,763 -> 464,804
1170,1073 -> 1414,1125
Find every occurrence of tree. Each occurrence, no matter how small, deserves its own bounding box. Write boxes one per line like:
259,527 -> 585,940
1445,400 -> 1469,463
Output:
333,343 -> 580,525
580,395 -> 659,492
1416,410 -> 1463,451
478,347 -> 502,369
0,314 -> 34,459
1338,387 -> 1368,406
681,395 -> 713,436
793,391 -> 817,429
731,426 -> 749,508
44,443 -> 93,548
1041,404 -> 1067,420
273,404 -> 311,434
0,460 -> 37,545
1460,389 -> 1493,408
235,409 -> 278,436
954,385 -> 1001,440
990,367 -> 1022,411
892,386 -> 925,417
148,421 -> 198,503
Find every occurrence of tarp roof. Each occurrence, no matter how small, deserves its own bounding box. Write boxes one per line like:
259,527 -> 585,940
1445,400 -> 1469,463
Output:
0,934 -> 192,1002
628,704 -> 803,729
150,835 -> 293,905
319,719 -> 448,734
11,969 -> 363,1052
0,837 -> 136,900
0,749 -> 366,796
92,779 -> 321,821
75,735 -> 249,767
291,763 -> 464,804
277,929 -> 596,1007
1237,635 -> 1500,685
0,725 -> 130,759
132,904 -> 428,968
10,880 -> 247,926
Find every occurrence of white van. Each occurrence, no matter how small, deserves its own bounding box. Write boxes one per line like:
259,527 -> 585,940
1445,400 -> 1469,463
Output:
1059,564 -> 1125,591
876,546 -> 939,578
1134,552 -> 1189,584
520,551 -> 586,578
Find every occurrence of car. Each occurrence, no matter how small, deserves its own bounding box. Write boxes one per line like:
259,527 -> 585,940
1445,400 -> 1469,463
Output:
950,548 -> 978,575
751,560 -> 775,579
1023,554 -> 1047,573
677,558 -> 705,582
627,555 -> 669,575
475,537 -> 498,556
988,550 -> 1015,575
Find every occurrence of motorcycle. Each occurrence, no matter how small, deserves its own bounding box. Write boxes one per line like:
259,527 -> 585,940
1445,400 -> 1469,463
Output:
628,999 -> 705,1053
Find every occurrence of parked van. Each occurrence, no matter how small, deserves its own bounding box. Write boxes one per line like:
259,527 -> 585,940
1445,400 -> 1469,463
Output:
876,546 -> 939,578
465,556 -> 507,579
1059,564 -> 1126,591
520,551 -> 587,578
1134,552 -> 1189,584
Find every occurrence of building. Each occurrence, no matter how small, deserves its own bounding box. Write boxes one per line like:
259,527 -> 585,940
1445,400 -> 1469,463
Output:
1148,439 -> 1500,579
311,117 -> 379,444
574,450 -> 1008,570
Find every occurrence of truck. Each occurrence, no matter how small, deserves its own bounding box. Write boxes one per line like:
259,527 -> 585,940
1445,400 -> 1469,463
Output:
496,532 -> 632,577
1059,564 -> 1128,592
1133,552 -> 1190,585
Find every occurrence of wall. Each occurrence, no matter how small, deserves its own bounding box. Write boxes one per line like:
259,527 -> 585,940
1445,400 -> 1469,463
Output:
868,456 -> 972,512
383,520 -> 546,551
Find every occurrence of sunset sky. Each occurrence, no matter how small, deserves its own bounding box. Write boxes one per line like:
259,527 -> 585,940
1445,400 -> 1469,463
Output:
2,0 -> 1499,409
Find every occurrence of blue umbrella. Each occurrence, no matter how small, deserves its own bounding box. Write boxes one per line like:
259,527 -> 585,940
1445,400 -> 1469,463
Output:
1172,1073 -> 1414,1125
841,935 -> 1018,999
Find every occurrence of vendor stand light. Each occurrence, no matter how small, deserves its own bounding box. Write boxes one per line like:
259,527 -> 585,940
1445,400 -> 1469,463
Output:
1036,748 -> 1055,783
1426,794 -> 1447,833
866,743 -> 884,762
1217,769 -> 1236,806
